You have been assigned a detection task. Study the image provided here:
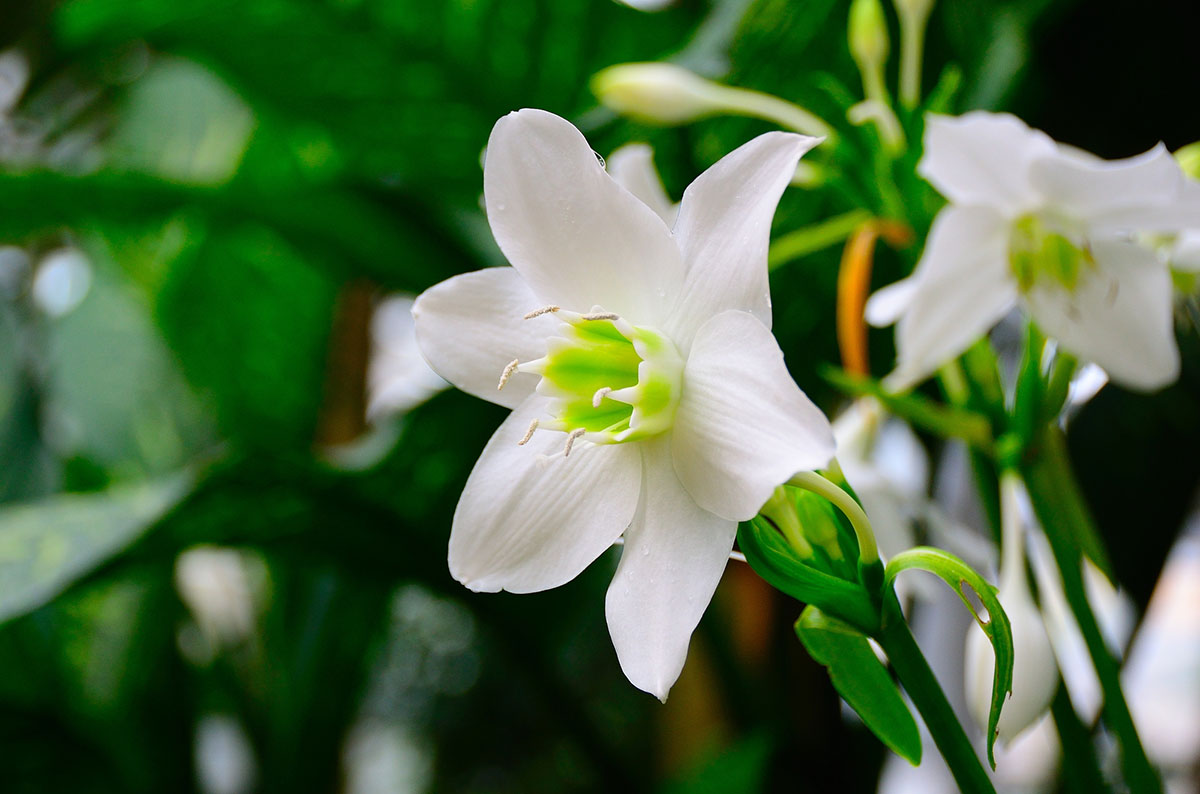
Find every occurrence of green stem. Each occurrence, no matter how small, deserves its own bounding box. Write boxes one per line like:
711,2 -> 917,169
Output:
877,597 -> 996,794
1050,685 -> 1107,794
1020,428 -> 1161,793
768,209 -> 872,270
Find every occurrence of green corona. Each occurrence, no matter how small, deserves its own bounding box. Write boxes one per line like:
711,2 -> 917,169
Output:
498,306 -> 685,455
1009,214 -> 1095,293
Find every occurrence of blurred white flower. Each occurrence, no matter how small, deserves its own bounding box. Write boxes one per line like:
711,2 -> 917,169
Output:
964,474 -> 1057,744
366,294 -> 447,421
870,111 -> 1200,390
613,0 -> 676,10
31,248 -> 92,318
833,398 -> 928,559
1124,513 -> 1200,777
175,546 -> 256,647
413,108 -> 831,699
195,714 -> 256,794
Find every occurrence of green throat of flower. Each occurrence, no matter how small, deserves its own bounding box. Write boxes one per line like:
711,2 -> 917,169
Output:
498,306 -> 684,456
1008,214 -> 1095,293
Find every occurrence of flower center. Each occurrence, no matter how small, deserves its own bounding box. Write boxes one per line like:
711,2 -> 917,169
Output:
498,306 -> 684,456
1008,213 -> 1094,293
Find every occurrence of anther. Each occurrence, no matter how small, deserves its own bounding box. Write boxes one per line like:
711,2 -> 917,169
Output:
517,419 -> 539,446
581,312 -> 620,321
592,387 -> 612,408
563,428 -> 586,457
523,305 -> 560,320
497,359 -> 519,390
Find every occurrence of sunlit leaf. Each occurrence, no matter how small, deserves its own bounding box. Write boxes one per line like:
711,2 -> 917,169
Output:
0,473 -> 192,624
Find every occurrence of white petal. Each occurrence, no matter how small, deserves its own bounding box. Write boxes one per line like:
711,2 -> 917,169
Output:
449,397 -> 642,593
664,131 -> 821,347
1172,231 -> 1200,272
483,109 -> 683,324
1023,239 -> 1179,391
671,310 -> 834,521
864,276 -> 918,327
1030,143 -> 1200,232
606,143 -> 678,226
605,438 -> 736,701
919,112 -> 1056,214
412,268 -> 557,409
889,206 -> 1017,388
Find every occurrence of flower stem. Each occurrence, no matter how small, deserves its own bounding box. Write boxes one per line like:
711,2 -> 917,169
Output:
898,6 -> 931,110
1020,426 -> 1162,793
768,209 -> 873,270
876,596 -> 997,794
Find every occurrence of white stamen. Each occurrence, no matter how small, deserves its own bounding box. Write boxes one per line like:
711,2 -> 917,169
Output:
563,428 -> 585,457
517,419 -> 539,446
592,387 -> 612,408
581,312 -> 620,322
523,305 -> 560,319
497,359 -> 519,390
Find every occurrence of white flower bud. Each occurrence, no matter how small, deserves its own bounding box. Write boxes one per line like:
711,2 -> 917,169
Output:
964,582 -> 1058,744
964,475 -> 1058,744
591,62 -> 723,126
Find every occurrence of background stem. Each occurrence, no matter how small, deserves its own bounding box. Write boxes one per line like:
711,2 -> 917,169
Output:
1020,426 -> 1162,793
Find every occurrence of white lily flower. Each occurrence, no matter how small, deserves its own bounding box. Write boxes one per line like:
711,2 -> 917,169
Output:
869,111 -> 1200,391
412,109 -> 834,700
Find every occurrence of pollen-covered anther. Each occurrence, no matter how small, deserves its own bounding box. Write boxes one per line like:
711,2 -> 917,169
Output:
517,418 -> 539,446
497,359 -> 520,390
581,312 -> 620,322
563,428 -> 586,457
592,387 -> 612,408
523,305 -> 560,319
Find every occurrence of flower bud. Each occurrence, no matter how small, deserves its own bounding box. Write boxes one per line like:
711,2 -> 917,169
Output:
591,63 -> 723,126
964,582 -> 1058,744
965,474 -> 1058,744
849,0 -> 890,72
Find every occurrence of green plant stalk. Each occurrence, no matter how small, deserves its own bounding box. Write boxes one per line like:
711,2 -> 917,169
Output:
876,597 -> 996,794
768,209 -> 872,270
1020,426 -> 1162,793
1049,685 -> 1107,794
898,6 -> 931,110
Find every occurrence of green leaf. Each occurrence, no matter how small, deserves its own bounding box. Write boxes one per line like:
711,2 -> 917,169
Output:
0,473 -> 192,624
737,518 -> 878,633
795,606 -> 921,765
884,547 -> 1014,769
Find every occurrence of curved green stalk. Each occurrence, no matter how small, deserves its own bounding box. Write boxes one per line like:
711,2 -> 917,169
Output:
788,470 -> 878,565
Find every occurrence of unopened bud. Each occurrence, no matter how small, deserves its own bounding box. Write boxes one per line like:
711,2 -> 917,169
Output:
591,62 -> 723,126
964,583 -> 1057,743
849,0 -> 890,71
591,61 -> 834,139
